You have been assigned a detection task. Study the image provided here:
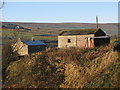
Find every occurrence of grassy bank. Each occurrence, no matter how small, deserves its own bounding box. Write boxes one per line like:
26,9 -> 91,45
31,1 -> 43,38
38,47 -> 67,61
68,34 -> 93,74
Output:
2,44 -> 120,88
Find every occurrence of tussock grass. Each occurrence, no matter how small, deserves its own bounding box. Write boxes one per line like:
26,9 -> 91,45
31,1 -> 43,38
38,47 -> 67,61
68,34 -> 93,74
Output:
2,44 -> 120,88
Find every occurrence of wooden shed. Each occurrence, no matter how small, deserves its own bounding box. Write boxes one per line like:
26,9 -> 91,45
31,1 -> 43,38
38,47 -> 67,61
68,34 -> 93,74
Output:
58,28 -> 110,48
93,28 -> 110,47
12,38 -> 46,56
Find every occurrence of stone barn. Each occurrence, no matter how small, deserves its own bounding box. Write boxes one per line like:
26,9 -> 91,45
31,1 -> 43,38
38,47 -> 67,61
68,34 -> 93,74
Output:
12,38 -> 46,56
58,28 -> 110,48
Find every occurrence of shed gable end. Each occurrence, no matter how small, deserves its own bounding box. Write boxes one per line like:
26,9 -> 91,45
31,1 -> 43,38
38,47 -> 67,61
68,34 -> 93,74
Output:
94,28 -> 106,37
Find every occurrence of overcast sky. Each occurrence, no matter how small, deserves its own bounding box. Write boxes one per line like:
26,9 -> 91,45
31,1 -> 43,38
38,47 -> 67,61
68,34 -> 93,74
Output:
2,2 -> 118,23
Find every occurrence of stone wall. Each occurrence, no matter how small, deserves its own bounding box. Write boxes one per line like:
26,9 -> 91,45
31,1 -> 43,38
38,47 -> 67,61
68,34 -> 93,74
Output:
58,34 -> 94,48
77,34 -> 94,48
12,40 -> 28,56
58,35 -> 77,48
28,45 -> 46,53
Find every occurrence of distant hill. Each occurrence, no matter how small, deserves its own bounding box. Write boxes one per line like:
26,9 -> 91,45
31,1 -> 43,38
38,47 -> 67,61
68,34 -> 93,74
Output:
2,22 -> 31,31
2,22 -> 118,36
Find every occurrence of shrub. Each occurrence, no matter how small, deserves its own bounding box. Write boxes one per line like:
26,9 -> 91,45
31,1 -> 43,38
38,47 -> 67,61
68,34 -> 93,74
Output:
2,44 -> 18,80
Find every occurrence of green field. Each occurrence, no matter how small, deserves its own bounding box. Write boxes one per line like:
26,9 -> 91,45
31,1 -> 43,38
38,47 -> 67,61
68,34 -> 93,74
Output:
2,28 -> 58,47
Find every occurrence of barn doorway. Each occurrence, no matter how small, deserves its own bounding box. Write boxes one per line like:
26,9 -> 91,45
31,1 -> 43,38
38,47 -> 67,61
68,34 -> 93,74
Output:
85,37 -> 94,48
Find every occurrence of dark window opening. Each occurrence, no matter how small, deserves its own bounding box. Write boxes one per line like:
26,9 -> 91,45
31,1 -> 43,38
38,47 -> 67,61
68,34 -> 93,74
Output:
68,39 -> 71,43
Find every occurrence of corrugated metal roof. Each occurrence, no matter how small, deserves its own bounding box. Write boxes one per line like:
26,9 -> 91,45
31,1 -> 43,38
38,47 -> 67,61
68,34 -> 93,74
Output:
22,40 -> 46,45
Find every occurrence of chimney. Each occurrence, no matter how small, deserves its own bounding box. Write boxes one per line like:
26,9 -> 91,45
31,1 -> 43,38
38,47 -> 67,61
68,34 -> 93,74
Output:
96,16 -> 99,28
32,37 -> 35,41
18,38 -> 21,42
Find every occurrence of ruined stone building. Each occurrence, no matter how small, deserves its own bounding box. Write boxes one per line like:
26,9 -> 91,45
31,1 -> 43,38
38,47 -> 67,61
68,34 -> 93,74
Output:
12,38 -> 46,56
58,28 -> 110,48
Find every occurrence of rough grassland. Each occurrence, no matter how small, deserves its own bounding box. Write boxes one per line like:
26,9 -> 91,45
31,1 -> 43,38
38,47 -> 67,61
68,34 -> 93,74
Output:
2,45 -> 120,88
